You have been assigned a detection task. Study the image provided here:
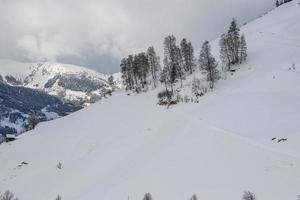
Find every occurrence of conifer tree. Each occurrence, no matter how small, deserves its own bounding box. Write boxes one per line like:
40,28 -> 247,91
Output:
227,18 -> 241,65
199,41 -> 220,90
219,18 -> 247,70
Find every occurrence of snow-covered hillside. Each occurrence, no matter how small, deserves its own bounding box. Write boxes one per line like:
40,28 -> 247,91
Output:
0,60 -> 113,105
1,1 -> 300,200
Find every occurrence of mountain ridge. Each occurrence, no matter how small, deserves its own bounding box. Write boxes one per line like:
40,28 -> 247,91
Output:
0,60 -> 113,105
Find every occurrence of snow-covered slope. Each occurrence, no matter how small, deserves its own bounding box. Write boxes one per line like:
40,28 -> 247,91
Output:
112,72 -> 123,89
1,2 -> 300,200
0,60 -> 112,105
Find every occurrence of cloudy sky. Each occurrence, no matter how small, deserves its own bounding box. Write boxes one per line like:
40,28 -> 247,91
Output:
0,0 -> 274,74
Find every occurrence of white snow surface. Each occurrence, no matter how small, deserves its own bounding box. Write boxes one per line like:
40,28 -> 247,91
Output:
1,2 -> 300,200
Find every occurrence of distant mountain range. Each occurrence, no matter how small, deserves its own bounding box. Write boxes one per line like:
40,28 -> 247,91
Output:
0,60 -> 114,105
0,60 -> 117,135
0,82 -> 81,135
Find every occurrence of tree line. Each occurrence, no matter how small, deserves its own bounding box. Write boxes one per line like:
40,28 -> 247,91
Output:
120,18 -> 248,104
0,190 -> 257,200
141,191 -> 256,200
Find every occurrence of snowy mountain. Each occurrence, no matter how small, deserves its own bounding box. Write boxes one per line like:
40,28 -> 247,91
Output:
0,82 -> 81,135
0,60 -> 113,135
1,1 -> 300,200
0,60 -> 113,106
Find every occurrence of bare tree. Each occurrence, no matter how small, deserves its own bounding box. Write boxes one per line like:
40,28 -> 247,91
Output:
27,112 -> 39,130
147,46 -> 161,88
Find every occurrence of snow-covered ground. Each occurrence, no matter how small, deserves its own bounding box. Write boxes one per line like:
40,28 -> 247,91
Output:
112,72 -> 123,89
1,1 -> 300,200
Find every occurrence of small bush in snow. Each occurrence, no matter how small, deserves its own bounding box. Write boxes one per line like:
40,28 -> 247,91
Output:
158,90 -> 172,100
142,193 -> 152,200
157,90 -> 177,107
27,112 -> 39,131
192,78 -> 206,98
57,162 -> 62,170
189,194 -> 198,200
0,190 -> 19,200
55,195 -> 61,200
242,191 -> 256,200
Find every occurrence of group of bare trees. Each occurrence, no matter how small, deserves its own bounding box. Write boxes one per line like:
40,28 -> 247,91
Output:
120,19 -> 247,105
121,46 -> 160,92
120,18 -> 247,104
160,35 -> 189,93
161,18 -> 247,93
120,35 -> 196,94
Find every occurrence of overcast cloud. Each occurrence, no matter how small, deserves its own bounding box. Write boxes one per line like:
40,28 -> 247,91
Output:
0,0 -> 274,73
